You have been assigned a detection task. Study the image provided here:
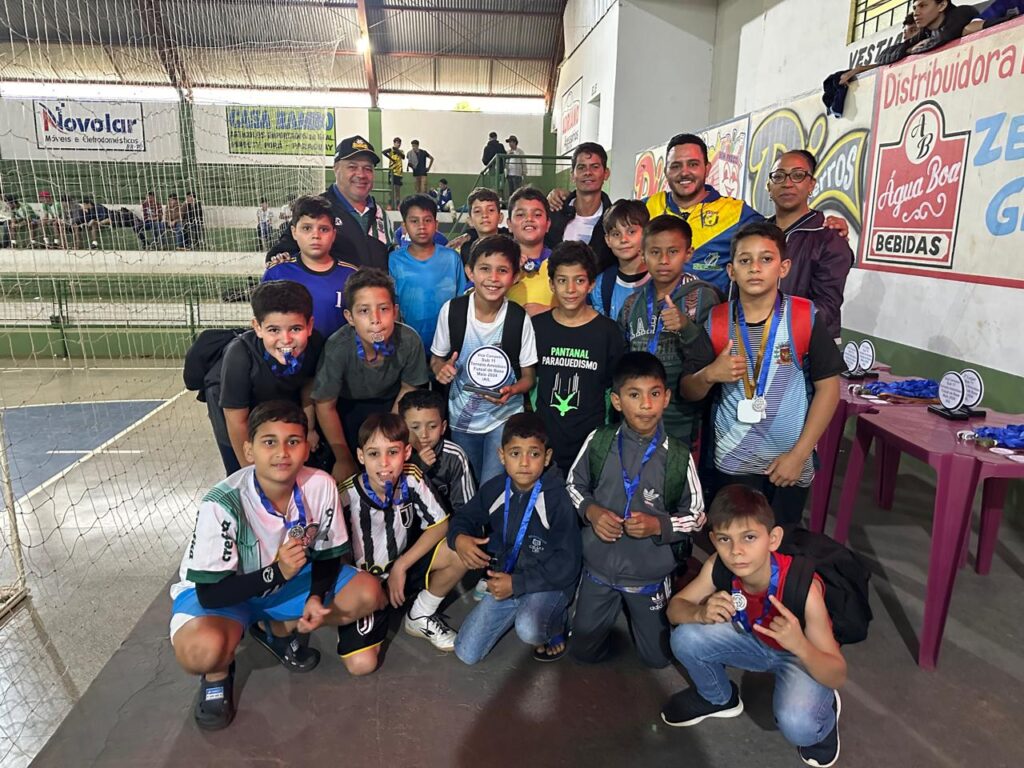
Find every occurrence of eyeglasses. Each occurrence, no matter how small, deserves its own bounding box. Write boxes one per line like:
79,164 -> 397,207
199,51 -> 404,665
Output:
768,169 -> 813,184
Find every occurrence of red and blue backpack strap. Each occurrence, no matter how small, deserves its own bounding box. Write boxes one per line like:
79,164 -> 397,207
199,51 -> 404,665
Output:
786,295 -> 814,369
708,300 -> 733,356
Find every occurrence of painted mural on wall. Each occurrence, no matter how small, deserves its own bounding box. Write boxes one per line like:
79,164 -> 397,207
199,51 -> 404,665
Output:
861,20 -> 1024,288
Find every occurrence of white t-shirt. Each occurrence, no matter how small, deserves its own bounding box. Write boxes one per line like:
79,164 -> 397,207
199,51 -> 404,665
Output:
170,466 -> 347,600
431,297 -> 538,435
506,147 -> 526,177
562,203 -> 604,245
257,207 -> 273,225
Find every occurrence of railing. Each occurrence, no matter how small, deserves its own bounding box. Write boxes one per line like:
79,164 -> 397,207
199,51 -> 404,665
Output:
850,0 -> 912,42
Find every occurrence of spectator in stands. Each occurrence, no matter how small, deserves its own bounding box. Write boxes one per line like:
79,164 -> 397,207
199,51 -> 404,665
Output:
267,135 -> 390,271
183,192 -> 204,248
408,140 -> 434,194
545,142 -> 616,274
73,197 -> 111,245
383,137 -> 405,209
142,191 -> 165,247
482,131 -> 504,169
432,178 -> 454,213
279,194 -> 295,234
257,199 -> 274,249
841,13 -> 918,85
166,193 -> 186,249
505,136 -> 526,199
38,190 -> 64,248
58,194 -> 80,248
0,196 -> 11,247
4,194 -> 39,246
965,0 -> 1023,33
766,150 -> 852,341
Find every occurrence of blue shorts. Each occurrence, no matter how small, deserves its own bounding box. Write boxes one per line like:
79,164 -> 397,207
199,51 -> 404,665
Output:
169,562 -> 358,642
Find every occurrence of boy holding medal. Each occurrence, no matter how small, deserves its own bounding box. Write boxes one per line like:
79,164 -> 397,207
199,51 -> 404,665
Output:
507,186 -> 556,316
680,222 -> 843,525
566,352 -> 706,668
312,268 -> 430,484
169,401 -> 385,730
618,215 -> 721,447
336,413 -> 468,661
450,413 -> 581,664
662,484 -> 845,768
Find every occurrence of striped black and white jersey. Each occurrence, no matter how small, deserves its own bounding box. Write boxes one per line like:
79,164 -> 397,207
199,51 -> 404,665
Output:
340,464 -> 448,577
413,438 -> 477,514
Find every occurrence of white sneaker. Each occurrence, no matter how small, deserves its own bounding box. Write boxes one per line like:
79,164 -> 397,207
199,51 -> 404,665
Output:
472,578 -> 489,601
403,612 -> 458,651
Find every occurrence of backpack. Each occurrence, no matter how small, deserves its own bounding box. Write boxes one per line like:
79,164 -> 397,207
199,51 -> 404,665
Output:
711,526 -> 873,645
597,264 -> 618,316
587,424 -> 694,562
183,328 -> 247,402
446,294 -> 526,379
708,296 -> 813,367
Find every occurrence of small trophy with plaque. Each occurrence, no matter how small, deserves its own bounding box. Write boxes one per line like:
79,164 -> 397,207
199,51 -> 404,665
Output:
463,345 -> 513,398
840,340 -> 880,381
928,370 -> 974,421
957,368 -> 986,418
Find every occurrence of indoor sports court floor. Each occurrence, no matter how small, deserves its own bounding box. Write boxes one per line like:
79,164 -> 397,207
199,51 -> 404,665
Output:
1,364 -> 1022,767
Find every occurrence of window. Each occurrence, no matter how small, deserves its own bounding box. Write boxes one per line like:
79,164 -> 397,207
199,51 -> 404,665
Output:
849,0 -> 913,42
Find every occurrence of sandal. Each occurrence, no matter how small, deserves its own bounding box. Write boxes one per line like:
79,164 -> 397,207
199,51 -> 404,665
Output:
533,632 -> 567,663
194,662 -> 236,730
249,622 -> 321,672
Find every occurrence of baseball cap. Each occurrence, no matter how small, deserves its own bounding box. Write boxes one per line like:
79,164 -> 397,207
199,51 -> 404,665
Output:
39,190 -> 52,198
333,135 -> 380,165
506,135 -> 518,143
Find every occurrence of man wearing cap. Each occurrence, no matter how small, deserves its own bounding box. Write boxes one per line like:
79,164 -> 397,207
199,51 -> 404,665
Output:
267,135 -> 391,270
482,131 -> 504,169
38,190 -> 64,247
505,135 -> 526,199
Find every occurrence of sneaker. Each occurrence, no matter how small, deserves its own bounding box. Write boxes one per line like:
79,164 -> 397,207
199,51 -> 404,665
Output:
472,578 -> 489,601
799,691 -> 841,767
403,612 -> 458,651
249,623 -> 321,672
194,662 -> 236,731
661,681 -> 744,727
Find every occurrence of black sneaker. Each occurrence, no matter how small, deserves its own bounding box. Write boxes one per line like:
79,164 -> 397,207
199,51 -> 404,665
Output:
249,623 -> 321,672
799,691 -> 842,767
194,662 -> 236,730
661,681 -> 744,727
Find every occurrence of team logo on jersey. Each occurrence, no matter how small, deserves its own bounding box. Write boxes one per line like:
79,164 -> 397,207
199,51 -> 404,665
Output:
356,614 -> 375,636
778,344 -> 792,365
643,488 -> 660,507
399,503 -> 413,529
262,566 -> 275,583
650,590 -> 666,611
700,209 -> 719,227
528,536 -> 544,554
335,217 -> 344,227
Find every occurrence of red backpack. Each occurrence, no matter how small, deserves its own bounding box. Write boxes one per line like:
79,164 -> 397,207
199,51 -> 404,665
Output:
708,296 -> 813,369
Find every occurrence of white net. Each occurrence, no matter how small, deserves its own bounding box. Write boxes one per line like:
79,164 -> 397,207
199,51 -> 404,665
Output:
0,1 -> 367,764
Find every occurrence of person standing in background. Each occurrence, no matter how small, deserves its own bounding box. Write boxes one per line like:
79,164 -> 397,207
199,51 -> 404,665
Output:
383,137 -> 406,209
408,140 -> 434,194
506,135 -> 526,200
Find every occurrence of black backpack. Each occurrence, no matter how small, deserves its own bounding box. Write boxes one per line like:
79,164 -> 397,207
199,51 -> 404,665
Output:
712,526 -> 873,645
445,294 -> 526,379
183,328 -> 247,402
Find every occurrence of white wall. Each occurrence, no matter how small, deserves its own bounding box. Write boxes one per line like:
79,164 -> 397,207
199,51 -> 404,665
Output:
379,110 -> 544,176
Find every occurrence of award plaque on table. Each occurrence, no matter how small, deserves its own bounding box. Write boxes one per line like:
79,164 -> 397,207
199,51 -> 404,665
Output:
463,345 -> 513,397
928,371 -> 970,421
958,368 -> 986,418
840,339 -> 881,380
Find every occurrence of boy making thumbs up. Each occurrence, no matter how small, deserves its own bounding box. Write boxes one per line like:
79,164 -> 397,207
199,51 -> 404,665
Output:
618,215 -> 722,447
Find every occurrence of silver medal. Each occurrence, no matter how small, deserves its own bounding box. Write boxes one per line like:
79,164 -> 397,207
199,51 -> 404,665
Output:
524,259 -> 538,273
751,395 -> 767,413
288,524 -> 305,540
731,592 -> 748,611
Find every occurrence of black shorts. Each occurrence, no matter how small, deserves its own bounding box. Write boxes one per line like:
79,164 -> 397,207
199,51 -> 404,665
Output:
336,539 -> 439,656
389,174 -> 403,187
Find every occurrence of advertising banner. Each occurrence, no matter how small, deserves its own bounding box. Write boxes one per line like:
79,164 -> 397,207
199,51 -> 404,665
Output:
34,100 -> 146,152
559,78 -> 583,155
225,106 -> 335,156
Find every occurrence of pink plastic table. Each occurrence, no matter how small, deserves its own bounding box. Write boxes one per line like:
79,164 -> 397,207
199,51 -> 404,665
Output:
833,407 -> 1024,668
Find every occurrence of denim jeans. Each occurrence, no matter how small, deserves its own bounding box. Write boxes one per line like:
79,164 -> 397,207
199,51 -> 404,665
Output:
451,426 -> 505,485
670,621 -> 836,747
455,590 -> 569,665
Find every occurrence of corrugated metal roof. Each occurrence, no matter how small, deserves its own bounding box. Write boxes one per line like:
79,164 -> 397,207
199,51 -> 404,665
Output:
161,1 -> 361,49
1,0 -> 147,46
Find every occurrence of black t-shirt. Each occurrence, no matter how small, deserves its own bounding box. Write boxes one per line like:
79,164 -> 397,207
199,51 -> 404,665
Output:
218,329 -> 325,410
533,311 -> 626,472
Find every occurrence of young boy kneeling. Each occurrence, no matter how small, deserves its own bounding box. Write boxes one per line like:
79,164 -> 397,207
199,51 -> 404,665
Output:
336,413 -> 468,664
662,484 -> 845,768
170,401 -> 385,731
450,413 -> 581,664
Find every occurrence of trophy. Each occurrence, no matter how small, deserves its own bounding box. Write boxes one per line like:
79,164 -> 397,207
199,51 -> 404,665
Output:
840,339 -> 880,381
929,371 -> 970,421
463,345 -> 513,397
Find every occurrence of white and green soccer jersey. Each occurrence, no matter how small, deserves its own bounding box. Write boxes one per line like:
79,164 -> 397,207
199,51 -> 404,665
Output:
170,466 -> 349,601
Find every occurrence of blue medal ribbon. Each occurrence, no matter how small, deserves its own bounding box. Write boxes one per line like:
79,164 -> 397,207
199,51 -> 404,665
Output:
253,477 -> 307,531
502,477 -> 542,574
523,246 -> 552,274
362,472 -> 410,508
974,424 -> 1024,449
863,379 -> 939,399
732,553 -> 780,633
618,427 -> 660,520
261,348 -> 304,377
644,280 -> 684,354
735,296 -> 783,402
355,336 -> 395,360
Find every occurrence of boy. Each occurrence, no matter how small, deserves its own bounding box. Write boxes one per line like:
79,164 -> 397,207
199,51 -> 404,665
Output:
533,241 -> 625,475
312,268 -> 430,484
38,190 -> 64,247
263,195 -> 358,341
337,413 -> 468,662
166,192 -> 185,248
567,352 -> 705,668
256,198 -> 273,248
431,235 -> 537,485
398,388 -> 476,514
433,178 -> 454,212
619,214 -> 721,446
169,401 -> 385,730
383,136 -> 405,209
506,186 -> 555,316
591,199 -> 651,320
388,194 -> 467,352
454,187 -> 508,266
450,413 -> 581,664
662,484 -> 844,767
680,222 -> 843,525
211,281 -> 324,476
